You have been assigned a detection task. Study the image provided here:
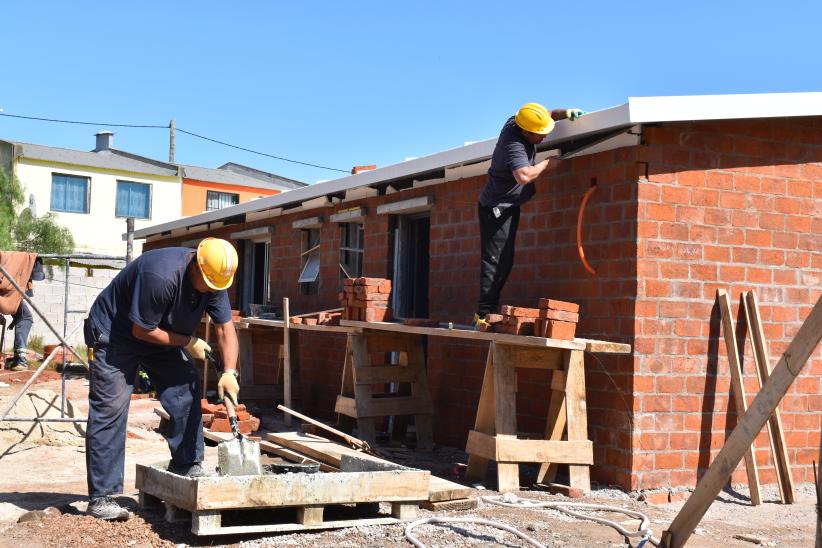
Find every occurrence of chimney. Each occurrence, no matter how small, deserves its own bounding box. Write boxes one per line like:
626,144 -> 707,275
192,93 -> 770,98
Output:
351,165 -> 376,175
95,131 -> 114,151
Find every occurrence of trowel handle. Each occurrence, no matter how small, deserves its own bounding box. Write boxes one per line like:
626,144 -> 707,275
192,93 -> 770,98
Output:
223,394 -> 241,438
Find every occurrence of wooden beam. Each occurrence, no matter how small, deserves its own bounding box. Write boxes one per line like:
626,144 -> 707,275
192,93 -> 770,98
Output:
743,290 -> 795,504
717,289 -> 761,505
282,297 -> 292,426
466,430 -> 593,464
661,296 -> 822,548
564,349 -> 591,492
465,348 -> 495,482
575,338 -> 632,354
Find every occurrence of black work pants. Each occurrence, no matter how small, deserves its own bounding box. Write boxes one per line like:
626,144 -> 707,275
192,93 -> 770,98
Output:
477,203 -> 520,316
83,320 -> 204,498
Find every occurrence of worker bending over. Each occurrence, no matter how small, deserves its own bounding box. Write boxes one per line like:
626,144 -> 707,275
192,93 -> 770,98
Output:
474,102 -> 586,329
83,238 -> 240,521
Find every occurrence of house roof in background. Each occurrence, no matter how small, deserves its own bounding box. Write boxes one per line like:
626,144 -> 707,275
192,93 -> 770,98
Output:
8,141 -> 180,177
182,163 -> 307,191
122,91 -> 822,240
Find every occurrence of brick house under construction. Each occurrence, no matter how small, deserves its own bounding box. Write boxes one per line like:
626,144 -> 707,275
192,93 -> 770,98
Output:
134,92 -> 822,492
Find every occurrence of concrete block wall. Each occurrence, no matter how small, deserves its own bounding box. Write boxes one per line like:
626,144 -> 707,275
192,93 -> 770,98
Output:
632,117 -> 822,489
2,265 -> 119,351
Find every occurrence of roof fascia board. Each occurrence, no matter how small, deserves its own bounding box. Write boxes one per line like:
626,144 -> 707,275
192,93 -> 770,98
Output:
628,92 -> 822,123
17,157 -> 180,182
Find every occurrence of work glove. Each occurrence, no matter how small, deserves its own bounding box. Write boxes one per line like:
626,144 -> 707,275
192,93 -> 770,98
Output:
184,336 -> 211,360
217,371 -> 240,405
566,108 -> 587,121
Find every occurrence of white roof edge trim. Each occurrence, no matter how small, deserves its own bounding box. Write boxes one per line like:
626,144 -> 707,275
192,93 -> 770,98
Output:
629,92 -> 822,123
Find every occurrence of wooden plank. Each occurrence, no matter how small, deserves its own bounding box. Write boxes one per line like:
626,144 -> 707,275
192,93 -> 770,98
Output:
192,514 -> 399,536
662,295 -> 822,548
296,505 -> 324,526
466,430 -> 593,464
420,498 -> 477,511
426,477 -> 474,503
492,343 -> 520,491
717,289 -> 762,505
137,462 -> 429,511
743,290 -> 795,504
340,319 -> 586,350
503,345 -> 564,370
350,333 -> 376,443
406,334 -> 434,451
282,298 -> 292,426
353,365 -> 420,385
243,316 -> 360,334
563,349 -> 591,492
334,395 -> 358,418
538,371 -> 568,483
465,348 -> 495,482
356,396 -> 433,418
575,338 -> 632,354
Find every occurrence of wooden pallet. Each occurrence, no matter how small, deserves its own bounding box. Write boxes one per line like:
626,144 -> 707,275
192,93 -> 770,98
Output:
136,462 -> 427,535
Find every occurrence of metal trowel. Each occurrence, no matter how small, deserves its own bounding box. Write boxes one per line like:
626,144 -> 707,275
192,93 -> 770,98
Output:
204,350 -> 262,476
217,394 -> 262,476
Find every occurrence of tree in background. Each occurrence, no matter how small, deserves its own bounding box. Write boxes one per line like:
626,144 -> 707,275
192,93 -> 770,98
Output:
0,168 -> 74,254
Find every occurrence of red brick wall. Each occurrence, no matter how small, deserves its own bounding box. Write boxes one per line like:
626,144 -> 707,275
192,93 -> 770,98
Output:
144,115 -> 822,491
633,117 -> 822,490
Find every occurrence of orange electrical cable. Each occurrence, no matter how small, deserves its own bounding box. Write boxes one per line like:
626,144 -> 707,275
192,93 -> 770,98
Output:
577,185 -> 597,275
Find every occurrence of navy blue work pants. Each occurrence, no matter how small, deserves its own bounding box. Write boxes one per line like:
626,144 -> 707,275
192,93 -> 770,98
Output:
84,322 -> 204,498
477,203 -> 520,316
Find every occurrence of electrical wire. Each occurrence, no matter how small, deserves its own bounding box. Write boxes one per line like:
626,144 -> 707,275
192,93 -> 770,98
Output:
404,516 -> 546,548
0,111 -> 349,173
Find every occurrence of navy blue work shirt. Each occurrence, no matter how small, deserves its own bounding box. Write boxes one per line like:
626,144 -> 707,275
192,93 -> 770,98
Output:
87,247 -> 232,347
479,116 -> 537,208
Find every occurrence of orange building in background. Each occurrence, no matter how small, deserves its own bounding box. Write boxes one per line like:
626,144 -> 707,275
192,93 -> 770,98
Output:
181,162 -> 306,216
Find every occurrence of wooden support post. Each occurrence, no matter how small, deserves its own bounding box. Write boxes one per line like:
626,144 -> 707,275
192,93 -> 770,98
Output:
537,370 -> 568,484
283,297 -> 292,426
350,333 -> 376,444
661,296 -> 822,548
743,290 -> 795,504
816,427 -> 822,548
138,491 -> 162,510
564,349 -> 591,492
296,505 -> 324,526
492,343 -> 520,492
717,289 -> 761,505
465,348 -> 495,482
391,502 -> 418,521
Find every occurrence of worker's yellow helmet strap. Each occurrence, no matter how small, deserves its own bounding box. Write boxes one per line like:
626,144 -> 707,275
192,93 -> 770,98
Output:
196,238 -> 238,291
515,102 -> 555,135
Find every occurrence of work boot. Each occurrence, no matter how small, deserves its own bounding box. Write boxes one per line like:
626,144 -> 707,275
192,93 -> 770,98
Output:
87,496 -> 130,521
8,350 -> 27,371
472,313 -> 489,331
168,461 -> 212,478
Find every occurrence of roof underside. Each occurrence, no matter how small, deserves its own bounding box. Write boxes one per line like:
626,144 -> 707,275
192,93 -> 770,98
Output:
132,91 -> 822,240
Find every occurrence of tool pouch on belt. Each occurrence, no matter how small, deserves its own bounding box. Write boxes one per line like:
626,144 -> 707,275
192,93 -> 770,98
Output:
83,318 -> 109,362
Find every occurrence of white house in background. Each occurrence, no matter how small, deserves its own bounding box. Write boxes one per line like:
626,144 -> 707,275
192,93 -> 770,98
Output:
0,132 -> 182,257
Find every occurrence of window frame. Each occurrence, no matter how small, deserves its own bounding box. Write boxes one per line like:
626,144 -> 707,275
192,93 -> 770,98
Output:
205,190 -> 240,212
114,180 -> 152,219
50,173 -> 90,214
299,228 -> 320,295
339,222 -> 364,287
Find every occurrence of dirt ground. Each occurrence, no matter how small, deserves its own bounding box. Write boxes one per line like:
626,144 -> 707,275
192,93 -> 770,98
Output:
0,372 -> 817,547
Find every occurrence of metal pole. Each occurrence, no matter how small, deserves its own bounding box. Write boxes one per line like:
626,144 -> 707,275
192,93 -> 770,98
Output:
126,217 -> 135,264
61,257 -> 69,417
0,321 -> 81,420
0,264 -> 87,365
169,118 -> 176,163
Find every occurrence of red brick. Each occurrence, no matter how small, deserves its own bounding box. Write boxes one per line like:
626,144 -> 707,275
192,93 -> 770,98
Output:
501,305 -> 540,318
544,320 -> 575,340
538,308 -> 580,322
537,299 -> 580,313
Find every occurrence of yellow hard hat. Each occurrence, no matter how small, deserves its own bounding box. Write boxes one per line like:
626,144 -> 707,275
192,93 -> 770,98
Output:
514,102 -> 555,135
196,237 -> 238,291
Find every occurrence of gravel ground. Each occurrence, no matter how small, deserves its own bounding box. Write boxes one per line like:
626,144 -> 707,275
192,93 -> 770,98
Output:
0,375 -> 818,547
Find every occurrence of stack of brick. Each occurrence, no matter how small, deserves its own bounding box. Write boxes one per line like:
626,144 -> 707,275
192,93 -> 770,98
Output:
290,310 -> 342,326
339,277 -> 392,322
533,299 -> 579,341
201,399 -> 261,435
495,306 -> 538,335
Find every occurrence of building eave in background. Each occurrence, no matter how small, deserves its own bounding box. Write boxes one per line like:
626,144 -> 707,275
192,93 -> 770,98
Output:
131,91 -> 822,241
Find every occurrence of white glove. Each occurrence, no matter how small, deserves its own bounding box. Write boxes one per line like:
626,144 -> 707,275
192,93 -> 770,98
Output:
218,372 -> 240,404
184,336 -> 211,360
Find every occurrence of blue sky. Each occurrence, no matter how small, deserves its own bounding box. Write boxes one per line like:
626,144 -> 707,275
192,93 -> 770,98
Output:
1,1 -> 820,184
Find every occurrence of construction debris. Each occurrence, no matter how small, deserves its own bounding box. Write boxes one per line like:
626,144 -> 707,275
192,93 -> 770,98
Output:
475,299 -> 579,340
201,399 -> 260,435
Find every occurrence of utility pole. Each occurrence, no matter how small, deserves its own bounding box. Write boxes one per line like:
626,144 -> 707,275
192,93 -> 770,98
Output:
169,118 -> 176,163
126,217 -> 135,264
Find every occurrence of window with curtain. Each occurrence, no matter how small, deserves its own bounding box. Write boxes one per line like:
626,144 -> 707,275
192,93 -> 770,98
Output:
206,190 -> 240,211
115,180 -> 151,219
50,174 -> 89,213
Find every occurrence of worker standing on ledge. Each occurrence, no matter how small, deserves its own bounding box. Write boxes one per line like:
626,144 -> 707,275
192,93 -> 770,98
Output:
473,103 -> 586,329
83,238 -> 240,521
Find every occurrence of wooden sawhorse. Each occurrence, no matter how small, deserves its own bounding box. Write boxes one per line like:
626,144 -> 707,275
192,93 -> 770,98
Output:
465,341 -> 593,493
335,330 -> 434,450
